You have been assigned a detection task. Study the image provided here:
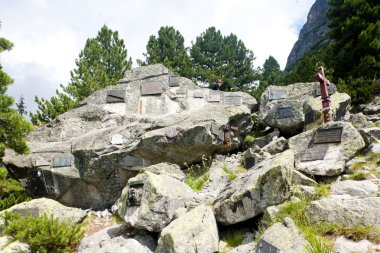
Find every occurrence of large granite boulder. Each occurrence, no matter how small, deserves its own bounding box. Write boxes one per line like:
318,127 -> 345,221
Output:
331,180 -> 378,198
0,236 -> 31,253
155,205 -> 219,253
288,121 -> 365,176
333,236 -> 380,253
3,64 -> 257,209
214,150 -> 294,225
116,171 -> 194,232
259,83 -> 350,136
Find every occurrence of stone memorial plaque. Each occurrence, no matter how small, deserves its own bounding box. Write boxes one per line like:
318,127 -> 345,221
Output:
12,207 -> 39,217
276,106 -> 294,119
301,144 -> 329,162
128,183 -> 144,206
268,90 -> 286,100
207,90 -> 221,102
111,134 -> 124,145
169,76 -> 180,87
314,127 -> 343,144
245,156 -> 256,169
193,91 -> 204,98
256,239 -> 280,253
304,111 -> 314,125
223,93 -> 242,106
35,156 -> 50,167
106,90 -> 125,103
121,155 -> 143,167
141,82 -> 163,95
52,156 -> 72,168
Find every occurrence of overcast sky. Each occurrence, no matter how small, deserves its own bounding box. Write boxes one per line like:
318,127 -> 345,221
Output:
0,0 -> 315,114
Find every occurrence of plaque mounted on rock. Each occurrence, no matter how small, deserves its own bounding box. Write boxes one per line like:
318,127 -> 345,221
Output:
301,144 -> 329,162
128,183 -> 144,206
223,93 -> 242,106
106,90 -> 125,103
52,156 -> 73,168
193,91 -> 204,98
141,82 -> 163,95
314,127 -> 343,144
304,111 -> 314,125
121,155 -> 143,167
256,239 -> 280,253
169,75 -> 180,87
276,106 -> 294,119
34,156 -> 50,167
268,90 -> 286,100
245,156 -> 256,169
110,134 -> 124,145
207,90 -> 221,102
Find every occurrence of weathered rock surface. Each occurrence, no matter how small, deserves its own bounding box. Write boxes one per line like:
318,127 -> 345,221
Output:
3,64 -> 257,209
116,171 -> 194,232
214,150 -> 294,225
140,162 -> 185,181
306,195 -> 380,229
289,122 -> 365,176
259,83 -> 350,136
77,223 -> 156,253
0,198 -> 87,224
333,236 -> 380,253
155,205 -> 219,253
229,242 -> 257,253
0,236 -> 31,253
258,217 -> 307,253
292,170 -> 316,186
331,180 -> 378,197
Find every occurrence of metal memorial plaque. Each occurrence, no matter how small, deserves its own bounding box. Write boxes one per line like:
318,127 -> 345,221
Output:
193,91 -> 204,98
169,76 -> 180,87
223,93 -> 243,106
106,90 -> 125,103
52,156 -> 72,168
128,183 -> 144,206
141,82 -> 163,95
111,134 -> 124,145
121,155 -> 143,167
276,106 -> 294,119
207,90 -> 221,102
268,90 -> 286,100
304,111 -> 314,125
256,239 -> 280,253
314,127 -> 343,144
301,144 -> 329,162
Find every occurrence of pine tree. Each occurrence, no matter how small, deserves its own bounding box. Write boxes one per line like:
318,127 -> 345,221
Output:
15,95 -> 27,115
30,25 -> 132,125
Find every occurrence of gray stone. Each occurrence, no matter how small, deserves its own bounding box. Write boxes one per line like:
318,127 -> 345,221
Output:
268,89 -> 286,100
261,137 -> 288,155
229,241 -> 257,253
0,236 -> 31,253
155,205 -> 219,253
193,91 -> 204,98
34,156 -> 50,167
120,63 -> 170,83
331,180 -> 378,197
207,90 -> 221,102
333,236 -> 380,253
141,163 -> 185,182
141,81 -> 163,95
214,150 -> 294,225
251,130 -> 280,148
292,170 -> 316,186
121,155 -> 143,167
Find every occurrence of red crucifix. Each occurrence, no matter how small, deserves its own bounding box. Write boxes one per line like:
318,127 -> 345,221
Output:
315,66 -> 332,123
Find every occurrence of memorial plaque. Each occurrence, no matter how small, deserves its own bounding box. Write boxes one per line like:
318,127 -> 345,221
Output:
121,155 -> 143,167
245,156 -> 256,169
276,106 -> 294,119
111,134 -> 124,145
223,93 -> 243,106
169,76 -> 180,87
256,239 -> 280,253
301,144 -> 329,162
141,82 -> 163,95
128,183 -> 144,206
207,90 -> 221,102
304,111 -> 314,125
52,156 -> 72,168
34,156 -> 50,167
211,123 -> 221,136
106,90 -> 125,103
268,90 -> 286,100
314,127 -> 343,144
193,91 -> 204,98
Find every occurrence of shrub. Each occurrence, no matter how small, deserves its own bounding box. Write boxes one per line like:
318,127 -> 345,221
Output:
1,212 -> 84,253
184,155 -> 212,191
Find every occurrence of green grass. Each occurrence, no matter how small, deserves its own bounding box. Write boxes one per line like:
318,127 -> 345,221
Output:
350,161 -> 366,171
184,155 -> 212,192
223,166 -> 237,180
244,135 -> 255,144
345,172 -> 371,180
223,230 -> 245,247
314,183 -> 331,199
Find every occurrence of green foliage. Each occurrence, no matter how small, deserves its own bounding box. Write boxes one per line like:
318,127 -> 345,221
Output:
0,167 -> 31,211
1,212 -> 84,253
223,230 -> 245,247
305,234 -> 333,253
222,166 -> 237,181
190,27 -> 257,90
140,26 -> 193,78
314,183 -> 331,199
0,26 -> 33,159
30,25 -> 132,125
345,172 -> 371,180
244,135 -> 254,144
15,95 -> 27,115
184,155 -> 212,191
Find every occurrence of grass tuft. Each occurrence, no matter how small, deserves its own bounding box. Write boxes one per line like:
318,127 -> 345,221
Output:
184,155 -> 212,191
223,230 -> 245,247
223,166 -> 237,180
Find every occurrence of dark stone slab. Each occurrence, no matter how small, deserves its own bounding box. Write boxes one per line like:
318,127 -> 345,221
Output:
193,91 -> 204,98
245,156 -> 256,169
315,83 -> 337,97
169,76 -> 180,87
121,155 -> 143,167
106,90 -> 125,103
268,90 -> 286,100
223,92 -> 242,106
305,111 -> 314,125
256,239 -> 280,253
141,82 -> 163,96
301,144 -> 329,162
276,106 -> 294,119
314,127 -> 343,144
207,90 -> 221,102
52,156 -> 73,168
128,183 -> 144,206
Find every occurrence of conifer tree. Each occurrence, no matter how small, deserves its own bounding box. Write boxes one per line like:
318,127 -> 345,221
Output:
15,95 -> 27,115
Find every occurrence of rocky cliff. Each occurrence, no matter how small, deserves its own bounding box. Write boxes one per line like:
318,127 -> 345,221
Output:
284,0 -> 330,71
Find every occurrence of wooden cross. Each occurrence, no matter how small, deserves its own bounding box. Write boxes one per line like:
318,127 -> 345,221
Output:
315,66 -> 332,123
